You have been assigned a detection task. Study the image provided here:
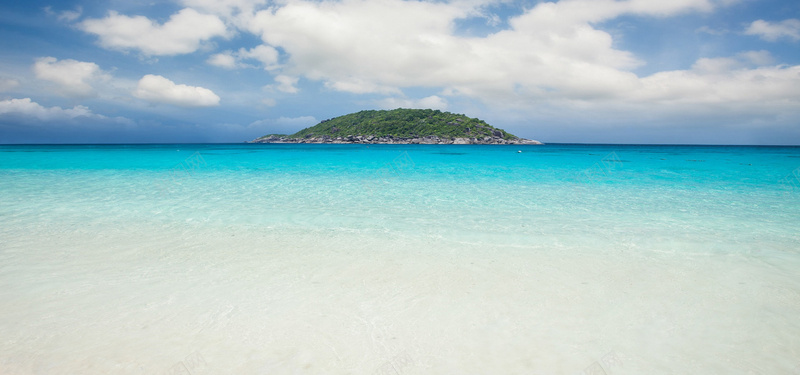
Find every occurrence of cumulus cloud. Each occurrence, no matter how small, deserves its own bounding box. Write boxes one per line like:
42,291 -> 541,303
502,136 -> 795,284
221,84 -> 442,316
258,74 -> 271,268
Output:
207,44 -> 279,69
180,0 -> 267,25
324,79 -> 401,95
80,8 -> 227,55
238,0 -> 800,125
245,0 -> 716,100
745,19 -> 800,42
687,51 -> 773,74
207,52 -> 238,69
33,57 -> 110,98
0,98 -> 124,122
239,45 -> 279,67
269,75 -> 299,93
247,0 -> 469,94
0,98 -> 138,143
633,55 -> 800,105
376,95 -> 448,110
519,52 -> 800,135
133,74 -> 221,107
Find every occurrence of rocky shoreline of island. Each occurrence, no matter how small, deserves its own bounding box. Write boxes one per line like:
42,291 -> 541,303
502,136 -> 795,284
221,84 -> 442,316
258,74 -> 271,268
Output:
251,134 -> 543,145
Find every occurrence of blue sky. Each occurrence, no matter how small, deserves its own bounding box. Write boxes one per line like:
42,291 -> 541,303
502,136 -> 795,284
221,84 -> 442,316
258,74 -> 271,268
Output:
1,0 -> 799,144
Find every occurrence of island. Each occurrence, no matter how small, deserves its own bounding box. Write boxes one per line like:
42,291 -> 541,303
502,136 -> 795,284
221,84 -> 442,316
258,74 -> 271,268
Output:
251,109 -> 542,145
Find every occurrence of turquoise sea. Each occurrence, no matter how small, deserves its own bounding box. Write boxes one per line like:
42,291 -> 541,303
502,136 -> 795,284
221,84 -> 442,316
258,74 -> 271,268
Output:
1,144 -> 800,374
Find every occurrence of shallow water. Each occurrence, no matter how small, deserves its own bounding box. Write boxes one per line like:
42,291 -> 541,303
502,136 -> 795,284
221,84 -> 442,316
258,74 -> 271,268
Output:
1,144 -> 799,374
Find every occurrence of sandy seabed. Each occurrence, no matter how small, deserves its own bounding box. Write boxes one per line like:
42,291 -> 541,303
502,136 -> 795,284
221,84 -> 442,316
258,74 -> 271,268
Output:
2,220 -> 799,375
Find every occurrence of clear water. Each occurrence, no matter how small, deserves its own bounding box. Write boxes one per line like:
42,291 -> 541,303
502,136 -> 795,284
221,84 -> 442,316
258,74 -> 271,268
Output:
1,144 -> 799,374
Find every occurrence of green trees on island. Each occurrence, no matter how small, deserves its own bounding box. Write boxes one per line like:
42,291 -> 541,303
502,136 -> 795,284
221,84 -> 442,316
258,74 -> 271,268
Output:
261,108 -> 520,141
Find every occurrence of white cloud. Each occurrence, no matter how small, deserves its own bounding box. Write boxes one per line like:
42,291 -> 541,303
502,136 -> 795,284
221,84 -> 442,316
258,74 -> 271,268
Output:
207,52 -> 238,69
133,74 -> 221,107
239,0 -> 800,126
0,98 -> 114,122
180,0 -> 267,26
207,44 -> 279,69
238,45 -> 279,68
634,55 -> 800,105
745,19 -> 800,42
324,78 -> 401,95
0,77 -> 19,92
44,6 -> 83,22
80,8 -> 227,55
246,0 -> 714,99
737,50 -> 775,66
689,51 -> 773,74
248,0 -> 469,94
377,95 -> 448,110
522,52 -> 800,132
33,57 -> 110,98
59,7 -> 82,22
269,75 -> 299,93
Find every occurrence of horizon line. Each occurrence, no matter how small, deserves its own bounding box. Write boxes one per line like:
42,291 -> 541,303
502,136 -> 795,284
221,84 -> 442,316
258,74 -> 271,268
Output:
2,142 -> 800,147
